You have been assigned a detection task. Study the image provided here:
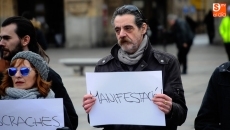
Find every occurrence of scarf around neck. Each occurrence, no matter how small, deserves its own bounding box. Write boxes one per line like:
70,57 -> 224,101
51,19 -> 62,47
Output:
118,35 -> 148,65
1,87 -> 55,100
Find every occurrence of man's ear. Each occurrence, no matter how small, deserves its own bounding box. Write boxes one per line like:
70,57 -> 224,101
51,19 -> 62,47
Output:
141,23 -> 148,34
21,35 -> 30,47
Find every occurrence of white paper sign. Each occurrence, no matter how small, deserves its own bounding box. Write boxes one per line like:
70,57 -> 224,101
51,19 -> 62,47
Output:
0,98 -> 64,130
86,71 -> 165,126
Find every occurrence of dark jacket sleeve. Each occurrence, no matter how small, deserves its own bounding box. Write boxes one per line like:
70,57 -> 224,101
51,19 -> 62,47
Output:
63,105 -> 73,130
164,56 -> 187,126
48,68 -> 78,130
194,68 -> 220,130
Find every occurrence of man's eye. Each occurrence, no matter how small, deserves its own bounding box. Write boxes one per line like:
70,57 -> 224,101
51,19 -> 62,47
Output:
4,36 -> 10,40
125,27 -> 132,31
115,29 -> 120,33
0,36 -> 10,40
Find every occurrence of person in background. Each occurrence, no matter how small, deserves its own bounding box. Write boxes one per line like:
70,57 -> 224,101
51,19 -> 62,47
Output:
82,5 -> 187,130
167,14 -> 195,74
22,11 -> 48,50
194,61 -> 230,129
219,6 -> 230,61
148,13 -> 160,45
0,51 -> 72,129
185,15 -> 197,34
0,16 -> 78,129
204,10 -> 215,44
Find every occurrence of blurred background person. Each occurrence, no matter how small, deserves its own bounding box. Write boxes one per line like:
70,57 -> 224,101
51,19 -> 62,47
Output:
167,14 -> 195,74
148,14 -> 160,45
219,6 -> 230,61
22,11 -> 48,50
204,10 -> 215,45
185,15 -> 198,34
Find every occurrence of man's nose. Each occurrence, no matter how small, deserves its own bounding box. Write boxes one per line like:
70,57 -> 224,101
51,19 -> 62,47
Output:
0,37 -> 5,46
119,29 -> 127,37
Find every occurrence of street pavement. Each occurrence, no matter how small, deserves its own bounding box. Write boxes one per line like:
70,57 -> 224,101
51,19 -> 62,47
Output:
46,34 -> 228,130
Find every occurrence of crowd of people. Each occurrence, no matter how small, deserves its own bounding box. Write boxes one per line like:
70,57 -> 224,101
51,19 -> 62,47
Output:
0,4 -> 229,130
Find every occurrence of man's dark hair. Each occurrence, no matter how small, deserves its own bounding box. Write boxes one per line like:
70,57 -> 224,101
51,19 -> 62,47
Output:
111,5 -> 147,28
1,16 -> 49,62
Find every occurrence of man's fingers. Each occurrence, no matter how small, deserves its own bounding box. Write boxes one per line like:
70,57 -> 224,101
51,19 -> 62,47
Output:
85,102 -> 96,113
83,94 -> 93,101
83,97 -> 96,113
154,101 -> 171,114
153,94 -> 172,101
158,106 -> 169,114
83,98 -> 96,107
83,100 -> 95,108
153,94 -> 172,114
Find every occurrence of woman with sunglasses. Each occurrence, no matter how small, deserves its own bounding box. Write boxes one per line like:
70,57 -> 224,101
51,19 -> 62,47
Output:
0,51 -> 53,99
0,51 -> 72,130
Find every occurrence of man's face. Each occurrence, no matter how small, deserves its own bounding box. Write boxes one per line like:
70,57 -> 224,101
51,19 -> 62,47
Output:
114,14 -> 147,54
0,24 -> 23,61
168,19 -> 175,27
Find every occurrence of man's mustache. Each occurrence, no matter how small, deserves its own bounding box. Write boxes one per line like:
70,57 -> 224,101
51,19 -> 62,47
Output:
119,38 -> 131,44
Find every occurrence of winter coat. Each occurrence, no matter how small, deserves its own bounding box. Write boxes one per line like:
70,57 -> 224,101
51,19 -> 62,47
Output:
47,68 -> 78,130
195,61 -> 230,130
89,40 -> 187,130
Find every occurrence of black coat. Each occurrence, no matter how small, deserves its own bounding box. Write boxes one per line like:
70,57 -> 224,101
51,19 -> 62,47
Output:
48,68 -> 78,130
195,62 -> 230,130
90,40 -> 187,130
0,68 -> 78,130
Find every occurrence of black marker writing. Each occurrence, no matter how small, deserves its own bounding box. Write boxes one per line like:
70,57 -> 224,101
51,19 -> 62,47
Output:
91,91 -> 156,104
0,115 -> 60,127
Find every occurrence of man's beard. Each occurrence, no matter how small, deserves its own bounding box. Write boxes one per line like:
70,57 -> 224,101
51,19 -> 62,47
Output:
0,43 -> 23,61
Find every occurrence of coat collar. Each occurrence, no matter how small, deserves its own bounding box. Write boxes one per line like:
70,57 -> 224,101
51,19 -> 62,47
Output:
219,61 -> 230,73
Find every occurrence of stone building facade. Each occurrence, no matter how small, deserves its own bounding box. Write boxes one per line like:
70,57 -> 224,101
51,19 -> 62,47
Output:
1,0 -> 230,48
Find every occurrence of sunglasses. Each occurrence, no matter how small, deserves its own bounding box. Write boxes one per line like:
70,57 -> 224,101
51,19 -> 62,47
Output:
119,5 -> 146,22
8,67 -> 32,77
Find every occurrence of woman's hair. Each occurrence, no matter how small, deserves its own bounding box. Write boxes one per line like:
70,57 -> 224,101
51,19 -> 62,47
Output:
0,59 -> 51,97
